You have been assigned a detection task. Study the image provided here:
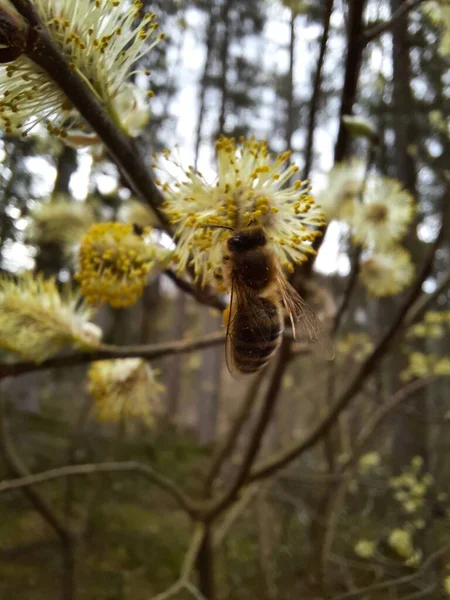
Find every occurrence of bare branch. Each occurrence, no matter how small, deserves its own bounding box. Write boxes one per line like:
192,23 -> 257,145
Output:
333,543 -> 450,600
164,271 -> 227,312
403,273 -> 450,328
0,332 -> 225,380
363,0 -> 426,44
0,394 -> 69,539
205,340 -> 292,521
302,0 -> 335,179
149,524 -> 205,600
205,369 -> 266,493
214,485 -> 259,548
250,208 -> 446,482
0,460 -> 202,518
0,392 -> 75,599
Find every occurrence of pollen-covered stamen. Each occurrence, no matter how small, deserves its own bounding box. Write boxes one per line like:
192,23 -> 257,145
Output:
88,358 -> 164,424
0,271 -> 102,362
157,135 -> 326,286
0,0 -> 163,138
360,246 -> 414,297
76,222 -> 172,307
349,174 -> 414,251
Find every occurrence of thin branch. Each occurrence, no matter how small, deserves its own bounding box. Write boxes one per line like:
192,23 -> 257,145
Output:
213,484 -> 259,548
164,271 -> 227,312
204,340 -> 292,521
333,0 -> 368,163
319,377 -> 437,596
250,210 -> 446,482
0,393 -> 75,599
403,272 -> 450,327
0,460 -> 201,518
0,395 -> 69,539
363,0 -> 426,44
204,369 -> 266,493
149,524 -> 205,600
0,332 -> 225,380
9,0 -> 167,229
302,0 -> 334,179
333,543 -> 450,600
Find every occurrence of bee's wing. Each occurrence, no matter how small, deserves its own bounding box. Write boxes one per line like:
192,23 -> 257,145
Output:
225,276 -> 238,374
276,273 -> 335,360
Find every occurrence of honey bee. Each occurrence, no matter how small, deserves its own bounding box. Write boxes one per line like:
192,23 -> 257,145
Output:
220,225 -> 329,374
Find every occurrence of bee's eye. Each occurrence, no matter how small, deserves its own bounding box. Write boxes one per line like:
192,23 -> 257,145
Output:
227,236 -> 244,252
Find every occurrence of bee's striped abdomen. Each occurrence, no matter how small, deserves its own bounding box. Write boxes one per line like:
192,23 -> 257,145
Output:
232,298 -> 282,373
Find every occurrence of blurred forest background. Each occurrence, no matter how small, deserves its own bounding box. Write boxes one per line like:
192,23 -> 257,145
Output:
0,0 -> 449,599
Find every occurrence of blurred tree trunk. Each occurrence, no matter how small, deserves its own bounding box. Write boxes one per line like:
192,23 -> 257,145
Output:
34,146 -> 78,276
164,291 -> 187,424
194,4 -> 218,168
54,146 -> 77,195
197,309 -> 222,445
218,0 -> 231,135
285,12 -> 296,154
197,527 -> 216,600
390,0 -> 428,471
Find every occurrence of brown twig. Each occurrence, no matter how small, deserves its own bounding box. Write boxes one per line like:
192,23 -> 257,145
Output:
363,0 -> 426,44
164,270 -> 227,312
302,0 -> 335,179
150,524 -> 206,600
204,340 -> 292,521
0,459 -> 201,517
333,543 -> 450,600
0,393 -> 75,599
204,369 -> 266,493
250,209 -> 446,482
319,376 -> 438,596
0,332 -> 225,380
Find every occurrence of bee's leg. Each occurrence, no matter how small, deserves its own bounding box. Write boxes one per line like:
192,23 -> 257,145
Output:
213,266 -> 223,282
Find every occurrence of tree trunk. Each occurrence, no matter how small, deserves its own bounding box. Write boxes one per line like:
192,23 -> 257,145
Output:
194,4 -> 218,168
164,291 -> 187,424
196,527 -> 216,600
197,310 -> 222,445
334,0 -> 367,162
218,0 -> 232,135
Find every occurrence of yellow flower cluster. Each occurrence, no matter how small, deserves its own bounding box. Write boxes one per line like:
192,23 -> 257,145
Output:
358,451 -> 381,475
360,247 -> 414,297
158,135 -> 325,286
354,539 -> 376,559
349,176 -> 415,251
0,272 -> 102,362
389,457 -> 434,515
317,158 -> 366,221
444,574 -> 450,596
407,310 -> 450,340
336,332 -> 374,362
88,358 -> 164,424
319,160 -> 416,297
423,2 -> 450,56
28,196 -> 95,249
401,351 -> 450,381
387,528 -> 422,566
76,222 -> 171,308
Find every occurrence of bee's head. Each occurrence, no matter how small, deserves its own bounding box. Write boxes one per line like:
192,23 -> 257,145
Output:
227,226 -> 267,253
